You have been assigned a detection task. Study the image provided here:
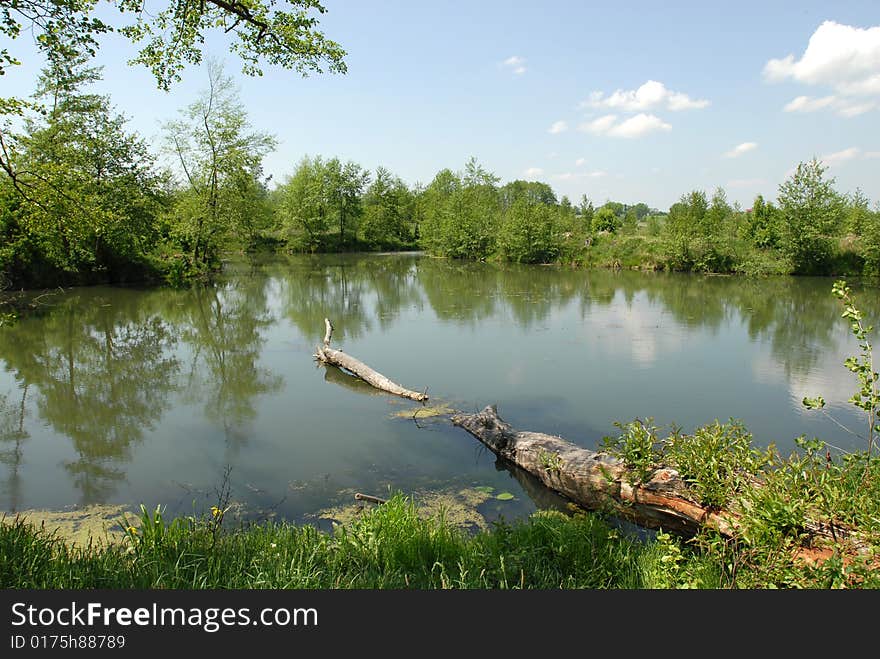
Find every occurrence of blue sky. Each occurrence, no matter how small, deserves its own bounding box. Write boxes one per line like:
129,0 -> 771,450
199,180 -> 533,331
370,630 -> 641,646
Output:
3,0 -> 879,210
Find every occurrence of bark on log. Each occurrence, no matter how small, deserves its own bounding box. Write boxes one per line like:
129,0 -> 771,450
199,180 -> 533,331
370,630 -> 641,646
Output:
452,405 -> 737,537
453,405 -> 870,565
322,364 -> 386,396
314,318 -> 428,402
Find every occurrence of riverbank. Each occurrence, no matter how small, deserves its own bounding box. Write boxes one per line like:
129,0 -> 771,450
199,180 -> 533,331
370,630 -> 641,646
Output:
2,483 -> 877,589
0,496 -> 687,589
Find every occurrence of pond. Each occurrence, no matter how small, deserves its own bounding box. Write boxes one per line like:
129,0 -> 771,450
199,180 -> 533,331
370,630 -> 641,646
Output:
1,253 -> 877,529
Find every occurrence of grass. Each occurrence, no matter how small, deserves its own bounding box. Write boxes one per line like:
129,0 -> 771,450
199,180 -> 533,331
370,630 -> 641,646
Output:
3,478 -> 878,589
1,494 -> 723,589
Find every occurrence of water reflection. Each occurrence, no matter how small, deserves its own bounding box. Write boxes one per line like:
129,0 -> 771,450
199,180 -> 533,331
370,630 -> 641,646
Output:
172,272 -> 283,457
0,385 -> 28,511
0,294 -> 178,505
0,253 -> 875,517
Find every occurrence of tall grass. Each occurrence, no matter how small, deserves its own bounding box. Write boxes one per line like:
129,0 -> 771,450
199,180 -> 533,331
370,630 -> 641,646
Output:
0,495 -> 722,589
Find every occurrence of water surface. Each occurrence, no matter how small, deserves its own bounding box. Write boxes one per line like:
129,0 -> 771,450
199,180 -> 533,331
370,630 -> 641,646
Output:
1,253 -> 876,526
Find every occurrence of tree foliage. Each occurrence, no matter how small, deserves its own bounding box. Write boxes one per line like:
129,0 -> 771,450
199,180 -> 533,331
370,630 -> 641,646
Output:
1,0 -> 347,89
1,52 -> 166,284
777,158 -> 843,274
162,60 -> 276,270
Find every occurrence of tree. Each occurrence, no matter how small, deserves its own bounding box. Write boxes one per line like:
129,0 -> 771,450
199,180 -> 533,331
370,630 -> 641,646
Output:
361,166 -> 408,247
1,50 -> 166,284
777,158 -> 843,274
419,159 -> 499,260
275,155 -> 370,251
746,194 -> 780,248
665,190 -> 707,238
860,209 -> 880,276
334,160 -> 370,247
592,206 -> 621,233
578,195 -> 594,229
0,1 -> 347,89
277,155 -> 328,251
704,186 -> 731,237
1,1 -> 346,201
418,168 -> 460,255
632,202 -> 650,221
163,60 -> 276,268
498,197 -> 559,263
844,188 -> 872,236
499,180 -> 557,209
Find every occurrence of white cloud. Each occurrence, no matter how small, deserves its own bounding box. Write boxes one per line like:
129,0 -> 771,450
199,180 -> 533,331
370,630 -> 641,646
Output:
783,95 -> 837,112
579,114 -> 618,135
864,151 -> 880,159
578,113 -> 670,138
783,94 -> 876,117
574,158 -> 586,167
583,80 -> 709,112
724,142 -> 758,158
838,101 -> 877,117
502,55 -> 527,75
523,167 -> 544,179
765,21 -> 880,117
548,120 -> 568,134
821,147 -> 861,167
611,114 -> 672,138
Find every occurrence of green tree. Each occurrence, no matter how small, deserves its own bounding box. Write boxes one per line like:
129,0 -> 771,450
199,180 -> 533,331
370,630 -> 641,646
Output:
860,209 -> 880,276
578,195 -> 594,228
498,197 -> 559,263
361,166 -> 410,247
745,194 -> 780,248
331,159 -> 370,248
844,188 -> 872,236
592,206 -> 621,233
632,202 -> 650,221
1,1 -> 346,212
665,190 -> 708,238
704,186 -> 731,237
1,51 -> 166,285
163,60 -> 276,269
419,159 -> 499,259
277,155 -> 330,251
601,201 -> 625,219
418,168 -> 460,255
499,180 -> 556,208
777,158 -> 843,274
0,1 -> 347,89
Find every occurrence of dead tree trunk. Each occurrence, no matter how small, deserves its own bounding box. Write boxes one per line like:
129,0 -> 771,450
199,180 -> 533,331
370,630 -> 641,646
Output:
451,405 -> 874,565
315,318 -> 428,402
452,405 -> 738,537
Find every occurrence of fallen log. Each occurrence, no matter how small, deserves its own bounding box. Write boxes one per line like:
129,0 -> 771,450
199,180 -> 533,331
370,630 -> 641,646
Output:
314,319 -> 428,402
452,405 -> 739,537
450,405 -> 877,566
322,364 -> 386,396
354,493 -> 388,505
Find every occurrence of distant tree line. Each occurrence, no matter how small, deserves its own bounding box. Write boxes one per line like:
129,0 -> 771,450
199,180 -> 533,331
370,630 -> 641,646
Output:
2,60 -> 879,289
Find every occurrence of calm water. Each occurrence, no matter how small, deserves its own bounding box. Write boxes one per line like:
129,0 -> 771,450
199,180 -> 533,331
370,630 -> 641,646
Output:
1,253 -> 877,526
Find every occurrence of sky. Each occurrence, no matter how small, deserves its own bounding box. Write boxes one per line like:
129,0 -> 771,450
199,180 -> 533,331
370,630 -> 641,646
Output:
2,0 -> 880,210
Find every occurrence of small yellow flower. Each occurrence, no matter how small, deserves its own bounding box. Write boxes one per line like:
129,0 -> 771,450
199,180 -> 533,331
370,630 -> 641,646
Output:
211,506 -> 224,518
127,526 -> 138,535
